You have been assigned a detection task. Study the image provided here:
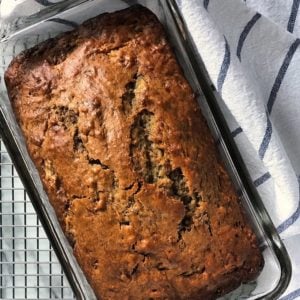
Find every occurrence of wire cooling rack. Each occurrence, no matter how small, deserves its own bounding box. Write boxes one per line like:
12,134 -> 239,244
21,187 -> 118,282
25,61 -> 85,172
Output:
0,138 -> 75,300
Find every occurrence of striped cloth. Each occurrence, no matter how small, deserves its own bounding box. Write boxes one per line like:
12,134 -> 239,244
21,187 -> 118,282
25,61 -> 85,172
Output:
178,0 -> 300,299
1,0 -> 300,299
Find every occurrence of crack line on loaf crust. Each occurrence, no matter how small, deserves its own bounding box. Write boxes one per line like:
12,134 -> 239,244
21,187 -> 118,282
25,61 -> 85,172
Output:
129,109 -> 203,240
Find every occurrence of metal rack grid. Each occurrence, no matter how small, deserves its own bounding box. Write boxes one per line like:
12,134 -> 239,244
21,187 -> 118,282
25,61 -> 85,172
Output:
0,138 -> 75,299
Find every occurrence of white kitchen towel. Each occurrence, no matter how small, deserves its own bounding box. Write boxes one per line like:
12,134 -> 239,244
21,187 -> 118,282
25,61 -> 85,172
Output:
177,0 -> 300,298
0,0 -> 63,20
1,0 -> 300,299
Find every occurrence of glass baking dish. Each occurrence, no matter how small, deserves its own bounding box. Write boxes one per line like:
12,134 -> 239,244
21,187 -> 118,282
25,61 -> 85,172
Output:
0,0 -> 292,299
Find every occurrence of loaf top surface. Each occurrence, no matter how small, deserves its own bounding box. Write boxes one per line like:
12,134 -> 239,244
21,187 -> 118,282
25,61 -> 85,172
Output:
5,5 -> 263,300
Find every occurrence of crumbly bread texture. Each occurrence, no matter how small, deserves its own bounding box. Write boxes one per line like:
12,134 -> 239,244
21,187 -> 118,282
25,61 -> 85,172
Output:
5,6 -> 263,300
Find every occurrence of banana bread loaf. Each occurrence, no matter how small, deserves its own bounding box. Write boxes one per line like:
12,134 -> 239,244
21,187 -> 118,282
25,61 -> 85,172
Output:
5,6 -> 263,299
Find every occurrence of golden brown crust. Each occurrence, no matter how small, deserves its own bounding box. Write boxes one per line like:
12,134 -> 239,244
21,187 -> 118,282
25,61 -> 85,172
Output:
5,6 -> 263,299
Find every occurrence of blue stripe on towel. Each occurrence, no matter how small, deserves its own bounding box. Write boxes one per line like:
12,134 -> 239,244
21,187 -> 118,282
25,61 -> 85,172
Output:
34,0 -> 54,5
287,0 -> 300,33
277,176 -> 300,234
217,37 -> 231,96
280,288 -> 300,300
253,172 -> 271,187
258,39 -> 300,162
258,114 -> 272,160
231,126 -> 243,137
267,38 -> 300,114
237,13 -> 261,61
48,18 -> 79,29
203,0 -> 210,10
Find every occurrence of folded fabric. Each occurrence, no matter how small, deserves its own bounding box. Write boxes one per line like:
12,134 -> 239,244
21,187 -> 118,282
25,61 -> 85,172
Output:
0,0 -> 64,20
177,0 -> 300,298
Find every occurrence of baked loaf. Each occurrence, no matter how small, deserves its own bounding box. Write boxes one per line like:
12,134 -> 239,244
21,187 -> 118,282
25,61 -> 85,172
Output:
5,6 -> 263,299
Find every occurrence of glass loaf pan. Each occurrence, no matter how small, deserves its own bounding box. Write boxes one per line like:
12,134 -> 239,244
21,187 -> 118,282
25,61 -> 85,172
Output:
0,0 -> 291,299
